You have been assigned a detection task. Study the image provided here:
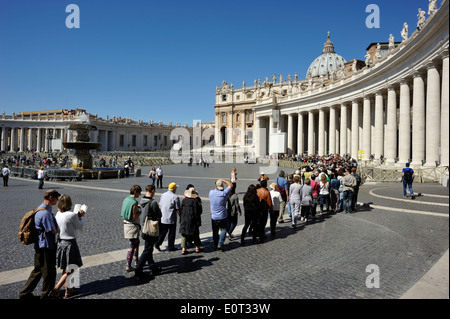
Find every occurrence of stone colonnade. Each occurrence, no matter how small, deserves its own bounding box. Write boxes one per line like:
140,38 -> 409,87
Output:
254,51 -> 449,168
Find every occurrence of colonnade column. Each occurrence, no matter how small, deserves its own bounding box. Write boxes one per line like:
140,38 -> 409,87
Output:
363,97 -> 371,159
374,92 -> 384,159
44,128 -> 49,152
10,128 -> 16,152
340,104 -> 347,156
424,62 -> 441,166
329,106 -> 336,154
1,127 -> 6,151
105,130 -> 110,151
441,51 -> 449,167
241,113 -> 246,146
269,115 -> 274,135
308,111 -> 314,155
254,117 -> 261,157
318,109 -> 325,156
351,101 -> 359,159
385,86 -> 397,164
297,113 -> 304,156
287,114 -> 294,154
398,79 -> 411,165
19,128 -> 25,152
214,113 -> 220,147
36,128 -> 42,152
411,71 -> 426,167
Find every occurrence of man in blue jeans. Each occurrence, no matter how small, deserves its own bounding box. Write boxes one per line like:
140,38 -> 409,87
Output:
402,163 -> 415,198
209,179 -> 233,251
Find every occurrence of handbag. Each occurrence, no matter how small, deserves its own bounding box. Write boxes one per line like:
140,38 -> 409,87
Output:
142,216 -> 159,237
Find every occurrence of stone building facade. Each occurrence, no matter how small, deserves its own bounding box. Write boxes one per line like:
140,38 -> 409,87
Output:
0,108 -> 194,153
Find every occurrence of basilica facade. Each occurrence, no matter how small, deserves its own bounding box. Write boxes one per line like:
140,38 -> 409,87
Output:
214,0 -> 449,169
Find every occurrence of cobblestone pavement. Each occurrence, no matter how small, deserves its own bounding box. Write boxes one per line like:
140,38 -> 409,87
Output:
0,163 -> 448,304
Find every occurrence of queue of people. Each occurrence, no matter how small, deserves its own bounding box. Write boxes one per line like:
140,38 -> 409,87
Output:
19,160 -> 363,299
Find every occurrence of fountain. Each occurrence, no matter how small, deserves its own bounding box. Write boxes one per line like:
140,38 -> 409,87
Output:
64,122 -> 101,169
62,114 -> 124,179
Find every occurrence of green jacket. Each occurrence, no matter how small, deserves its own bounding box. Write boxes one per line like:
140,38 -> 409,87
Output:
121,196 -> 137,221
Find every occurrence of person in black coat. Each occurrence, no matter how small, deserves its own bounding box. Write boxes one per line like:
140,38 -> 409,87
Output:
179,186 -> 203,254
241,185 -> 261,245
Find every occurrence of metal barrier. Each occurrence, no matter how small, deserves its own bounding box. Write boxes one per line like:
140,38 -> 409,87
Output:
359,166 -> 449,184
46,169 -> 81,182
9,166 -> 24,177
23,168 -> 38,179
79,169 -> 124,180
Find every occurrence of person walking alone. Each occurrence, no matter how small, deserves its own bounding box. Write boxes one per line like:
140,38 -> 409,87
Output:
402,163 -> 415,199
2,165 -> 10,187
156,165 -> 164,189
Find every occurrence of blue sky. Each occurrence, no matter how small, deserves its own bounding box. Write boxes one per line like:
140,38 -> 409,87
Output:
0,0 -> 430,125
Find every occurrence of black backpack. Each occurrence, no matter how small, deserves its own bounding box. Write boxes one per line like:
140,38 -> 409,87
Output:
403,168 -> 413,183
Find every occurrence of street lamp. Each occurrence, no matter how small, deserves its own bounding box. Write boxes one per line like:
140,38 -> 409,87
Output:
45,132 -> 54,154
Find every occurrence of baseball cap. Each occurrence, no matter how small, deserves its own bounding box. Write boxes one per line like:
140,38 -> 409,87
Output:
168,183 -> 178,190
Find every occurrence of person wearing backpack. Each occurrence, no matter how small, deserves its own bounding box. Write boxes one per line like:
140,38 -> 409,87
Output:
402,163 -> 415,199
19,189 -> 61,299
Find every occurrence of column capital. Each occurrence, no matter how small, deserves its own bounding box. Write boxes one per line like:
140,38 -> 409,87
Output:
399,77 -> 411,85
440,48 -> 449,59
374,91 -> 384,96
426,61 -> 438,70
412,69 -> 426,78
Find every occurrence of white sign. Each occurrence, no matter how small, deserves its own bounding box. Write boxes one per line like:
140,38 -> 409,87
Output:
269,133 -> 286,154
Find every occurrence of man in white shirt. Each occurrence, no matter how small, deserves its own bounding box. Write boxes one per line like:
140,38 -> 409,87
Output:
2,165 -> 11,187
156,165 -> 163,189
